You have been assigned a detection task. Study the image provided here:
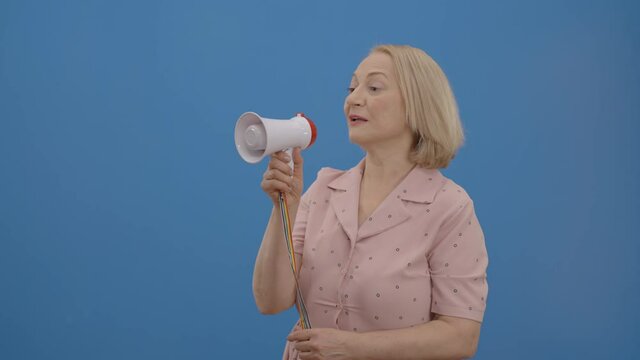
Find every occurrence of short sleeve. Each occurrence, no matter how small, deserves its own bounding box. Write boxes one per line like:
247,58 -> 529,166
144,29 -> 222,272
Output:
291,188 -> 312,256
428,199 -> 489,322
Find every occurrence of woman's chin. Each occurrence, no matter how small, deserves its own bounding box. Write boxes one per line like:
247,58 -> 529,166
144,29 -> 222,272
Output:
347,132 -> 364,145
348,132 -> 374,148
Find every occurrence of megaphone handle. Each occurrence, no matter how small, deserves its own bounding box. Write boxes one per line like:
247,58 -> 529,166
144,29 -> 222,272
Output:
285,148 -> 294,174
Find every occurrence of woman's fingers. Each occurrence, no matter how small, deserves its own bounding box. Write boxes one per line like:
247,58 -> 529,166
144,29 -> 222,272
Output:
271,150 -> 292,165
261,179 -> 290,195
263,168 -> 293,186
268,155 -> 293,176
292,147 -> 304,181
261,150 -> 303,205
287,329 -> 312,342
293,341 -> 315,352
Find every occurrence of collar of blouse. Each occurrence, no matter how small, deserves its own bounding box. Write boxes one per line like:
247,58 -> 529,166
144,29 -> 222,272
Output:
324,158 -> 447,241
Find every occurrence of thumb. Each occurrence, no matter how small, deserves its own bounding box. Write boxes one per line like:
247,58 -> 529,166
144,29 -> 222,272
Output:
287,329 -> 311,342
292,147 -> 304,180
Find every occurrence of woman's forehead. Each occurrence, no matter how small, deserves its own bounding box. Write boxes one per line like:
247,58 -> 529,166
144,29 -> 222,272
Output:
353,52 -> 394,79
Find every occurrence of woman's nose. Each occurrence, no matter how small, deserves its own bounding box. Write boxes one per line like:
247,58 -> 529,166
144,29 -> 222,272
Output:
346,87 -> 364,107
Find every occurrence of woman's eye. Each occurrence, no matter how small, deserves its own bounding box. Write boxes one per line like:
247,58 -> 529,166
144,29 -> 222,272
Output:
369,86 -> 379,92
347,87 -> 355,93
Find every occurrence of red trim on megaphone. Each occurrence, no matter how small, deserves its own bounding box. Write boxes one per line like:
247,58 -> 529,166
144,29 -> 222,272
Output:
297,113 -> 317,147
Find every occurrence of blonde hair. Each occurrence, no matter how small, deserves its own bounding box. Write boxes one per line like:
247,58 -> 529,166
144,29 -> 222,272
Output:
371,44 -> 464,169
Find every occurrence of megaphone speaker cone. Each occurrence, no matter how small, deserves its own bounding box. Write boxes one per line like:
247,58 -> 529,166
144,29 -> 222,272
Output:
244,124 -> 267,150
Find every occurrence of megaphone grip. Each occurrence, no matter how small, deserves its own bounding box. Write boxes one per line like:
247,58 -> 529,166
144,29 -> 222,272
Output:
285,148 -> 294,173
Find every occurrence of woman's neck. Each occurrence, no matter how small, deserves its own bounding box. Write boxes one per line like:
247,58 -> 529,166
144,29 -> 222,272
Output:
362,150 -> 415,187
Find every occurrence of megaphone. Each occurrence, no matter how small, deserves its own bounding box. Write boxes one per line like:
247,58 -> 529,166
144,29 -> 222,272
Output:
236,112 -> 316,329
234,112 -> 317,167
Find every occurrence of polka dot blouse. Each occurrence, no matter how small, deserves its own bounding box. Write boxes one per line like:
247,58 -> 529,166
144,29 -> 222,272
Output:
283,159 -> 489,358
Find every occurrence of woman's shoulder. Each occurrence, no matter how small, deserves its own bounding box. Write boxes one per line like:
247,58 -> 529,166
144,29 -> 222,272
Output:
311,166 -> 349,187
317,166 -> 347,178
441,175 -> 473,201
302,164 -> 353,195
432,173 -> 478,215
298,166 -> 346,203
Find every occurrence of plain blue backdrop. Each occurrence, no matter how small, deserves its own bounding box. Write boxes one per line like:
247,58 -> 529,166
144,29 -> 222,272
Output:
1,0 -> 638,358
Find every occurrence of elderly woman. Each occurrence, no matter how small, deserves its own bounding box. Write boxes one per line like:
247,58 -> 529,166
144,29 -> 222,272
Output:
253,44 -> 489,360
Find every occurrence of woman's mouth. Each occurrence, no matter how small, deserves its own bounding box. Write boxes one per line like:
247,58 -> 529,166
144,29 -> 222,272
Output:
349,114 -> 368,126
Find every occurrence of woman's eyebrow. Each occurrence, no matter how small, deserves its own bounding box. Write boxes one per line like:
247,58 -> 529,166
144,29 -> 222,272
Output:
352,71 -> 389,80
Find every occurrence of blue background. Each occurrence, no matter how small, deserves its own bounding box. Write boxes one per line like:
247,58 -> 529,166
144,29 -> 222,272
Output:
1,0 -> 638,358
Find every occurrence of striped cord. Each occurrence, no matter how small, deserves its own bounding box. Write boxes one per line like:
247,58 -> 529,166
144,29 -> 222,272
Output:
278,192 -> 312,329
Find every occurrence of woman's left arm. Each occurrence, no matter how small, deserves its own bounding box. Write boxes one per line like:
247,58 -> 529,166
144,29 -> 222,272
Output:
355,314 -> 481,359
288,314 -> 481,360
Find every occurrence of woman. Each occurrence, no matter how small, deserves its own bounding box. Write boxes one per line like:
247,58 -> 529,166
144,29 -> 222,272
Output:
253,44 -> 489,360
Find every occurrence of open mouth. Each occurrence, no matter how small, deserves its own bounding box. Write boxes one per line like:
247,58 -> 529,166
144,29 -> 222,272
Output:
349,114 -> 369,123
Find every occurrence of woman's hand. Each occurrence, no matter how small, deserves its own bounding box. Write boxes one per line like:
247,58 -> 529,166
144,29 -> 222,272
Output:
287,328 -> 362,360
260,147 -> 304,207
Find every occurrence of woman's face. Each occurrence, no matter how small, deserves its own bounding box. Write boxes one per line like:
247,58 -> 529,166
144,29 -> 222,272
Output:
344,52 -> 412,150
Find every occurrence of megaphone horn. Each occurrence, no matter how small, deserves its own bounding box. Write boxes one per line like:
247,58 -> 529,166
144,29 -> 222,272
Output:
235,112 -> 317,165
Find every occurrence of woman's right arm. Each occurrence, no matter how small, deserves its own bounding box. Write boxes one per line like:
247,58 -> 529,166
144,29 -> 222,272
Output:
252,148 -> 305,315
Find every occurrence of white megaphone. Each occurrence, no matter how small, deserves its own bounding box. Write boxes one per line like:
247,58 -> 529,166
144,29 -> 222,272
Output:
234,112 -> 317,168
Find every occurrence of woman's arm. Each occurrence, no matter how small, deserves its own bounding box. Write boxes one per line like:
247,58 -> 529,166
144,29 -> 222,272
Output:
252,204 -> 302,314
288,314 -> 480,360
253,149 -> 306,315
353,314 -> 481,360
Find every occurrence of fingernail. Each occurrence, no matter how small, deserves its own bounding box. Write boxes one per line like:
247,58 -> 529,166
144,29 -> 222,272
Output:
283,155 -> 291,161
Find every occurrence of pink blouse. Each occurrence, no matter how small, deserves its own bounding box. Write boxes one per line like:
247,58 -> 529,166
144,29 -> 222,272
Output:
283,159 -> 489,359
